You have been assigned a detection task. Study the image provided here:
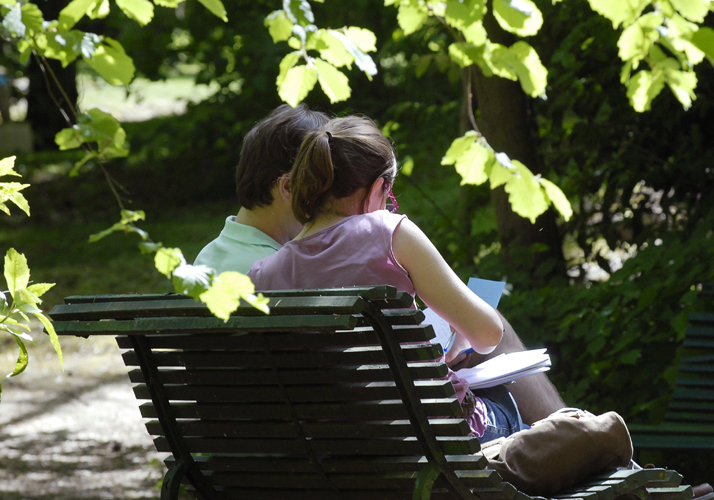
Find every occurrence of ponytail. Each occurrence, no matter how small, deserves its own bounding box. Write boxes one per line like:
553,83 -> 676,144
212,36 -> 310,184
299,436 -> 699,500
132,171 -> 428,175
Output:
291,130 -> 335,224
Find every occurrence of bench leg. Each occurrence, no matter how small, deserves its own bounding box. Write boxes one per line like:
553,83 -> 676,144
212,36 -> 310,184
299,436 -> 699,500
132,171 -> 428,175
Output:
414,463 -> 442,500
161,459 -> 188,500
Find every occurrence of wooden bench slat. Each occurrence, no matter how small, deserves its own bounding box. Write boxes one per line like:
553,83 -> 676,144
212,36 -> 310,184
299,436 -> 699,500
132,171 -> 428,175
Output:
165,454 -> 489,474
153,435 -> 480,456
132,379 -> 456,403
126,363 -> 449,385
50,295 -> 367,321
139,399 -> 463,420
145,418 -> 470,439
112,326 -> 435,349
121,343 -> 443,369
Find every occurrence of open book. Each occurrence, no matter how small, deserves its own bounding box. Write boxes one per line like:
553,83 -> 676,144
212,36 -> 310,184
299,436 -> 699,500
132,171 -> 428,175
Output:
456,348 -> 551,390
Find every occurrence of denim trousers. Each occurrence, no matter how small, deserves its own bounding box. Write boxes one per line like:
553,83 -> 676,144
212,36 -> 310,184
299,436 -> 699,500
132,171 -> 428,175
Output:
473,385 -> 529,443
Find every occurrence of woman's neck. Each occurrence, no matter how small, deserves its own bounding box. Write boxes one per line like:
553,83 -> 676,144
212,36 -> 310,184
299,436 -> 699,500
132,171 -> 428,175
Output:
294,212 -> 349,239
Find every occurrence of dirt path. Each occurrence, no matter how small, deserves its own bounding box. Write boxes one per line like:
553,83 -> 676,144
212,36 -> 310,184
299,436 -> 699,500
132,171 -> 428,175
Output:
0,328 -> 170,499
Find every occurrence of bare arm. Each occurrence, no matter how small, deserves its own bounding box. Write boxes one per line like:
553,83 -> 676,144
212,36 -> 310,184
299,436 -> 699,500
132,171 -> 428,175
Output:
392,218 -> 503,354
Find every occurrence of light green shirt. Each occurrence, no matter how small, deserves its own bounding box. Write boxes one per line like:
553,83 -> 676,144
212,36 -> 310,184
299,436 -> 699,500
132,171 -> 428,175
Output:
194,216 -> 281,274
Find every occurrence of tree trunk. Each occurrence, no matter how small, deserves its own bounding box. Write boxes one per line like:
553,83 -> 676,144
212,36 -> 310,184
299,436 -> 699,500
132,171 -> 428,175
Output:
25,0 -> 78,150
464,13 -> 565,278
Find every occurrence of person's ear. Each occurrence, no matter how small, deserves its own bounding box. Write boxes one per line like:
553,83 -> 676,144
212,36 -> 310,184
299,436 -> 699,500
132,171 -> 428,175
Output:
365,177 -> 386,213
277,175 -> 291,202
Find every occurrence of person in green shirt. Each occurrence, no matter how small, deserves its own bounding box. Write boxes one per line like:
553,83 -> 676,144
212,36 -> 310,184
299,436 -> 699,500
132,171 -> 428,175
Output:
194,104 -> 565,424
194,104 -> 329,274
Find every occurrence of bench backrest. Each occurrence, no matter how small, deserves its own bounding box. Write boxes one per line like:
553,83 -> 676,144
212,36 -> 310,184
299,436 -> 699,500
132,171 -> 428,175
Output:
50,286 -> 504,500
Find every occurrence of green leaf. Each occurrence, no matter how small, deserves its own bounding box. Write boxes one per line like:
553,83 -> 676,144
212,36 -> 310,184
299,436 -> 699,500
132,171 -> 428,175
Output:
278,64 -> 318,107
462,21 -> 487,45
441,131 -> 480,165
59,0 -> 97,30
540,178 -> 573,221
88,0 -> 110,18
2,3 -> 25,37
70,151 -> 99,177
155,247 -> 184,278
663,66 -> 697,110
172,264 -> 214,300
444,0 -> 487,30
88,209 -> 146,242
690,27 -> 714,65
511,42 -> 548,96
35,311 -> 64,370
284,0 -> 314,26
401,156 -> 414,176
41,30 -> 86,67
455,140 -> 495,186
196,0 -> 227,21
326,30 -> 378,77
55,108 -> 129,158
199,271 -> 269,321
490,152 -> 516,188
6,335 -> 28,379
587,0 -> 648,29
315,58 -> 351,103
397,4 -> 428,35
116,0 -> 154,25
0,156 -> 18,177
344,27 -> 377,52
84,37 -> 135,85
448,42 -> 483,68
27,283 -> 54,298
617,13 -> 663,66
669,0 -> 709,22
493,0 -> 543,37
504,159 -> 548,223
277,51 -> 301,89
0,181 -> 30,216
265,10 -> 293,43
4,248 -> 29,299
626,69 -> 665,111
20,2 -> 44,32
318,31 -> 354,68
154,0 -> 180,6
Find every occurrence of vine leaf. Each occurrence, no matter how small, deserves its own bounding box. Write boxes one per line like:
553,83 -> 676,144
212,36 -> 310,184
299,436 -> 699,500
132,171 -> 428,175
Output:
200,272 -> 269,321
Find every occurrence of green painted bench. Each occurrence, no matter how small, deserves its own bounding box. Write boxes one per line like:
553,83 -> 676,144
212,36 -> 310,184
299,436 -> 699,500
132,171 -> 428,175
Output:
50,286 -> 693,500
629,285 -> 714,452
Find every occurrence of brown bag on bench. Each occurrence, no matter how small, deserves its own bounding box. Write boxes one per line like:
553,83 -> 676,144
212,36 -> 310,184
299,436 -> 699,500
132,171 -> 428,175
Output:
481,408 -> 633,496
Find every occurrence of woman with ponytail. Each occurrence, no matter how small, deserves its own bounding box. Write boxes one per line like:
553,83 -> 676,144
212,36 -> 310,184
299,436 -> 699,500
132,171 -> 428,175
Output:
248,115 -> 527,442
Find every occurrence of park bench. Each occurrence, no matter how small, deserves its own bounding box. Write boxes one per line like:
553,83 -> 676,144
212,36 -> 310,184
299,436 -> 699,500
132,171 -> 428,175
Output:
629,284 -> 714,452
50,285 -> 694,500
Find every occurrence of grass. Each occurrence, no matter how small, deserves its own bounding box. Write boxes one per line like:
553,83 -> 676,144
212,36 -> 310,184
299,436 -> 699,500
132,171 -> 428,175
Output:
0,198 -> 237,310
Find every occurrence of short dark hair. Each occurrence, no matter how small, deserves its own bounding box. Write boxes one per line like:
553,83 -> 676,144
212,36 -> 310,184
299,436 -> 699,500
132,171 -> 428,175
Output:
291,116 -> 396,224
235,104 -> 329,209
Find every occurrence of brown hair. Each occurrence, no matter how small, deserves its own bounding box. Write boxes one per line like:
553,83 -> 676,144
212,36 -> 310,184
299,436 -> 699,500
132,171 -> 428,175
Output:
235,104 -> 329,209
291,116 -> 396,224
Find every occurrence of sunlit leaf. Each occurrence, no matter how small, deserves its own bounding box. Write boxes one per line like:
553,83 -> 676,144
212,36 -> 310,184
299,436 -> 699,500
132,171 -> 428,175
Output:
670,0 -> 709,22
172,264 -> 214,300
88,0 -> 110,18
4,248 -> 29,299
278,64 -> 318,107
2,3 -> 24,37
277,51 -> 301,90
455,140 -> 495,186
265,10 -> 293,43
34,312 -> 63,370
587,0 -> 648,29
315,58 -> 351,103
326,30 -> 377,77
0,182 -> 30,216
401,156 -> 414,176
6,335 -> 28,379
490,152 -> 516,188
196,0 -> 227,21
617,13 -> 663,65
154,0 -> 180,6
27,283 -> 54,298
663,66 -> 697,109
59,0 -> 97,30
20,2 -> 43,31
441,131 -> 480,165
504,160 -> 548,223
448,42 -> 482,68
318,31 -> 354,68
344,27 -> 377,52
155,247 -> 184,278
690,27 -> 714,65
116,0 -> 154,25
55,108 -> 129,158
493,0 -> 543,37
626,69 -> 665,111
462,21 -> 487,45
84,37 -> 135,85
397,4 -> 428,35
444,0 -> 487,30
199,271 -> 269,321
540,178 -> 573,221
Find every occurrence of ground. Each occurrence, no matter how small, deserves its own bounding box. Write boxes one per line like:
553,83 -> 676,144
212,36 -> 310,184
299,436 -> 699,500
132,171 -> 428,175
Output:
0,325 -> 178,499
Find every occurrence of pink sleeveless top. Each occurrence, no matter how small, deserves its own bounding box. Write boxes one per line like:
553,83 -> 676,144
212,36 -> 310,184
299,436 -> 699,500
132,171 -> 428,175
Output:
247,210 -> 488,437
